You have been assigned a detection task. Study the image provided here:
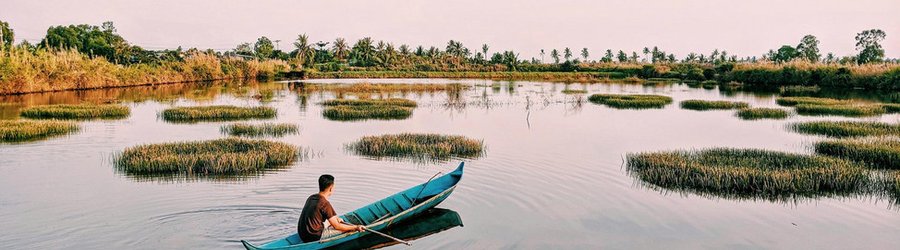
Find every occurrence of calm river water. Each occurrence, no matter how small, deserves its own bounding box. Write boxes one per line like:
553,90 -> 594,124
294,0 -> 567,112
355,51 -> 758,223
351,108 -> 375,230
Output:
1,79 -> 898,249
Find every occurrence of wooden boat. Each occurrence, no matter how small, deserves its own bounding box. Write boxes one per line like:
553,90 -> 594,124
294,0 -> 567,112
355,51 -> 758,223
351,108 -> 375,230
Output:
327,208 -> 463,250
241,162 -> 465,250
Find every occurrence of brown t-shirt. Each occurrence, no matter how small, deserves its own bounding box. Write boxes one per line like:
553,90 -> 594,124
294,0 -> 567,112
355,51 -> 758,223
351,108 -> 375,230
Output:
297,194 -> 336,242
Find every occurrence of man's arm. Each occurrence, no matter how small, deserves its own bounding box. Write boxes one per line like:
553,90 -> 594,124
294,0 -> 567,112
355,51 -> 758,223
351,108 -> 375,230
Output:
327,216 -> 364,232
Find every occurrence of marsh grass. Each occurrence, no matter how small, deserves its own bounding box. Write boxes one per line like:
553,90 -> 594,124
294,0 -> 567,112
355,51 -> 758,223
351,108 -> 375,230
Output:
626,148 -> 868,198
221,123 -> 298,137
791,121 -> 900,138
780,85 -> 820,97
883,103 -> 900,113
795,104 -> 886,117
113,138 -> 298,176
300,83 -> 469,94
162,105 -> 276,122
561,89 -> 588,94
323,105 -> 413,121
814,136 -> 900,169
588,94 -> 672,109
19,104 -> 130,119
890,172 -> 900,201
680,100 -> 749,111
0,120 -> 79,142
348,133 -> 484,162
320,98 -> 417,107
776,97 -> 852,106
735,108 -> 790,120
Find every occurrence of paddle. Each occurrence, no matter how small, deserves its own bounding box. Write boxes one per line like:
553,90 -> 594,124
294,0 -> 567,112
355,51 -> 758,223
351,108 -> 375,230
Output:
341,221 -> 412,246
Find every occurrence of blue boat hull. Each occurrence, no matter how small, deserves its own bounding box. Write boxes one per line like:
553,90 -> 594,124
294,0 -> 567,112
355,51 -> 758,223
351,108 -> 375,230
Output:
241,162 -> 465,250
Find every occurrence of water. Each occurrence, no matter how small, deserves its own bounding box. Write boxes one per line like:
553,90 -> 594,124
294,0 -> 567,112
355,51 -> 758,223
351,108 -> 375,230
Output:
1,79 -> 899,249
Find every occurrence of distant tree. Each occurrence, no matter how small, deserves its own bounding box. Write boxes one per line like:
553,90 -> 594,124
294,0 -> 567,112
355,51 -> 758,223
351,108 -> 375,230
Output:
616,50 -> 628,63
603,49 -> 614,63
293,34 -> 314,66
581,48 -> 589,62
332,37 -> 349,62
772,45 -> 798,63
550,49 -> 560,64
684,53 -> 698,63
563,47 -> 572,62
253,36 -> 274,58
630,51 -> 639,63
796,35 -> 820,62
234,43 -> 253,56
0,20 -> 13,49
351,37 -> 375,66
642,47 -> 650,62
540,49 -> 545,63
482,44 -> 489,60
40,22 -> 139,64
446,40 -> 468,58
855,29 -> 886,64
824,52 -> 835,63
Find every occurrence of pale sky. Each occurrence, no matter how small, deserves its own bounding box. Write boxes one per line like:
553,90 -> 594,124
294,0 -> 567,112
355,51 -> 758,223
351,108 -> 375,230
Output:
3,0 -> 899,59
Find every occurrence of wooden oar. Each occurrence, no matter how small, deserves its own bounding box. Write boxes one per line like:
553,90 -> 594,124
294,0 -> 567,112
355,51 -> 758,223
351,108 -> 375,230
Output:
341,222 -> 411,246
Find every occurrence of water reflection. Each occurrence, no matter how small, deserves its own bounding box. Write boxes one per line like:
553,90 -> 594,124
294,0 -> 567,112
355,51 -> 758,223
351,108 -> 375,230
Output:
327,208 -> 463,250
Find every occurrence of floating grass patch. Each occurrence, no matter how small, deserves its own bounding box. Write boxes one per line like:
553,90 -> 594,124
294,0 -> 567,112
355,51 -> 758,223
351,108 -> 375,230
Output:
0,120 -> 80,142
348,133 -> 484,161
588,94 -> 672,109
161,105 -> 276,122
680,100 -> 749,111
780,85 -> 820,97
300,83 -> 469,93
561,89 -> 588,94
626,148 -> 867,198
19,104 -> 130,119
221,123 -> 298,137
320,98 -> 417,107
814,136 -> 900,169
735,108 -> 789,120
776,97 -> 852,106
323,105 -> 412,121
791,121 -> 900,138
795,104 -> 885,117
114,138 -> 299,175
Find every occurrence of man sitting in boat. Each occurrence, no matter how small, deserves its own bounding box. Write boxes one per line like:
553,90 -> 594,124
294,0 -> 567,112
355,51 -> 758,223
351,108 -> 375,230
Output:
297,174 -> 365,242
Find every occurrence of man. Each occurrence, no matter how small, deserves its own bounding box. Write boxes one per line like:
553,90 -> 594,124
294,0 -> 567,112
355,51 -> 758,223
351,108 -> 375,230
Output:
297,174 -> 365,243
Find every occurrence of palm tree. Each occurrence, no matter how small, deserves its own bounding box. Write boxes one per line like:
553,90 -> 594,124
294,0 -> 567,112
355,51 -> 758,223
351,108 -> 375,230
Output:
563,47 -> 572,62
550,49 -> 560,64
332,37 -> 348,62
293,34 -> 314,66
482,44 -> 489,59
581,48 -> 589,62
642,47 -> 650,63
351,37 -> 375,66
540,49 -> 545,64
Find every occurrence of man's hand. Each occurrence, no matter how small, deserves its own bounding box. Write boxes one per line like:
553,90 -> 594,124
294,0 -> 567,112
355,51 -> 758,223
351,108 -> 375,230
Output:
356,225 -> 366,232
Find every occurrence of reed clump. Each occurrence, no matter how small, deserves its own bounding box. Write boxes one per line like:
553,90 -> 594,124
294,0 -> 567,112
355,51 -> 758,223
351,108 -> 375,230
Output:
348,133 -> 484,161
780,85 -> 821,97
791,121 -> 900,138
321,98 -> 416,121
814,136 -> 900,169
735,108 -> 790,120
0,120 -> 80,142
114,138 -> 298,175
561,89 -> 588,94
19,104 -> 130,119
320,98 -> 417,107
300,83 -> 469,94
776,97 -> 853,106
626,148 -> 868,197
162,105 -> 276,122
889,172 -> 900,201
221,123 -> 298,137
795,104 -> 886,117
680,100 -> 749,111
588,94 -> 672,109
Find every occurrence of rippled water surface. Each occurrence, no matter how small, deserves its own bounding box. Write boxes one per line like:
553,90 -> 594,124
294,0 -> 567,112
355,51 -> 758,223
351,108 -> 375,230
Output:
1,79 -> 899,249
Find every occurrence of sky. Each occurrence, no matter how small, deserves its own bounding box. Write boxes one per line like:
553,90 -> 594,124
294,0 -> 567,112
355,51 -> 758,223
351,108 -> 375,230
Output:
3,0 -> 899,59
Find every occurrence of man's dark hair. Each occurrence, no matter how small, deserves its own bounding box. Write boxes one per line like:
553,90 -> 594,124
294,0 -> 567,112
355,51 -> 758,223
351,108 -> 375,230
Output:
318,174 -> 335,191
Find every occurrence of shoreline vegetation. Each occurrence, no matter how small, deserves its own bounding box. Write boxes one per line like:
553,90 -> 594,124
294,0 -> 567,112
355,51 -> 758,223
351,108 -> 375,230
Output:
0,21 -> 897,96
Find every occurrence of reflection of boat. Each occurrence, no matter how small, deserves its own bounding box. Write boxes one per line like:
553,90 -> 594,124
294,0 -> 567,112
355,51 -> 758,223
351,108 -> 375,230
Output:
242,162 -> 465,250
327,208 -> 463,250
